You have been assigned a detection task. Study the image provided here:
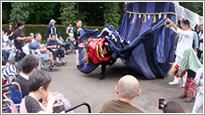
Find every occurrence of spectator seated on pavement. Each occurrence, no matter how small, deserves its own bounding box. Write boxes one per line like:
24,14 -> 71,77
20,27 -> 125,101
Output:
100,75 -> 143,113
163,101 -> 185,113
20,70 -> 71,113
46,34 -> 66,69
29,33 -> 48,56
14,54 -> 41,98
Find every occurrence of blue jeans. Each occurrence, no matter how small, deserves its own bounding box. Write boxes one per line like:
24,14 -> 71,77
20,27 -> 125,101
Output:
2,50 -> 10,61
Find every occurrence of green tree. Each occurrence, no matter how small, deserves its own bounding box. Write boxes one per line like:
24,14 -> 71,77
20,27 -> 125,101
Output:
59,2 -> 78,26
2,2 -> 12,24
104,2 -> 121,29
9,2 -> 30,26
26,3 -> 60,24
179,2 -> 203,16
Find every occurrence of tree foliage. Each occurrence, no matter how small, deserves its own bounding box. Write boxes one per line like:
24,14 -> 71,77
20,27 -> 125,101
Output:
26,3 -> 60,24
2,2 -> 202,28
58,2 -> 78,26
180,2 -> 203,16
9,2 -> 30,26
104,2 -> 121,29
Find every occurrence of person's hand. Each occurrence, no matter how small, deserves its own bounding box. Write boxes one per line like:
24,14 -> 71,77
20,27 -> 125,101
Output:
47,92 -> 58,105
95,29 -> 99,31
193,90 -> 197,97
77,28 -> 82,32
166,18 -> 174,28
59,37 -> 64,41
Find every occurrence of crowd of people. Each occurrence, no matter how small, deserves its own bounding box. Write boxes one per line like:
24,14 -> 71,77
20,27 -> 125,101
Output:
1,17 -> 204,113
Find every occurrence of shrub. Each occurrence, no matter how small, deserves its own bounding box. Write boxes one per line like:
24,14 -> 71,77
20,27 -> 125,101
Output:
2,24 -> 103,44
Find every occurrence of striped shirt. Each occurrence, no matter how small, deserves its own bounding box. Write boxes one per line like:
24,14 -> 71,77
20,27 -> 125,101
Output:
2,64 -> 17,81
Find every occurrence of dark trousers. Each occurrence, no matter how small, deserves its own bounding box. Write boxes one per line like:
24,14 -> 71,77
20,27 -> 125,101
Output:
2,50 -> 10,61
197,50 -> 203,59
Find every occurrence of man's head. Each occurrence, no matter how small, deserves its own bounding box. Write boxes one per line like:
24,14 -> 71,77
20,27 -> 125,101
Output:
76,19 -> 82,28
35,33 -> 42,42
29,70 -> 51,99
17,21 -> 25,30
115,75 -> 141,101
21,55 -> 41,74
181,19 -> 190,30
51,34 -> 56,41
163,101 -> 185,113
30,33 -> 34,38
199,24 -> 203,32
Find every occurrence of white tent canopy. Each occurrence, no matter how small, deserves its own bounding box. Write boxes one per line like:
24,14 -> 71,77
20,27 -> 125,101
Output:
173,2 -> 203,28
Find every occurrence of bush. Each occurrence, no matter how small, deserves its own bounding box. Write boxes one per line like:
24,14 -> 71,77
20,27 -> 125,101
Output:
2,24 -> 104,44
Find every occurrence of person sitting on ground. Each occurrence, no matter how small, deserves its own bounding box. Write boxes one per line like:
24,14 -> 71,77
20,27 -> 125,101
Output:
2,62 -> 22,85
100,75 -> 143,113
2,30 -> 10,65
29,33 -> 48,56
29,33 -> 35,41
20,70 -> 58,113
22,37 -> 32,55
14,54 -> 41,98
20,70 -> 72,113
163,101 -> 185,113
46,34 -> 65,68
66,23 -> 73,38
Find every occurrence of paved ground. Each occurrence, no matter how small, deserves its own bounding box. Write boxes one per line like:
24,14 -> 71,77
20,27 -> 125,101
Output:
47,53 -> 194,113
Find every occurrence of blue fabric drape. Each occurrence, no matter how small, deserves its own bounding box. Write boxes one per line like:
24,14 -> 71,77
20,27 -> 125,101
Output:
77,2 -> 176,79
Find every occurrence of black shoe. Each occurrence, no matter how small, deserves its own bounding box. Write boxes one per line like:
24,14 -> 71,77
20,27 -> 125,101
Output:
184,98 -> 193,103
99,75 -> 105,80
49,65 -> 54,71
179,94 -> 187,99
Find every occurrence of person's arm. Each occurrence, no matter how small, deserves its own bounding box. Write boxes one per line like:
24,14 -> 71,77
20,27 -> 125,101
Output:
193,32 -> 199,55
42,92 -> 59,113
16,36 -> 26,41
167,18 -> 193,37
47,45 -> 57,49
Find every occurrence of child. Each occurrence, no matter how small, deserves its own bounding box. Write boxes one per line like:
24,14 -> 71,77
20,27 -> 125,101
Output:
169,48 -> 202,102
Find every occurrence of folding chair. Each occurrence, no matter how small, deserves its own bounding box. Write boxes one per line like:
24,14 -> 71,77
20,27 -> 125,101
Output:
3,99 -> 19,113
3,82 -> 23,113
65,102 -> 91,113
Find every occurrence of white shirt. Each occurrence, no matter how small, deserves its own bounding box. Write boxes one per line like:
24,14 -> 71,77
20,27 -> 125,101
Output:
198,31 -> 203,51
19,72 -> 29,80
22,43 -> 30,55
194,67 -> 203,87
171,27 -> 193,58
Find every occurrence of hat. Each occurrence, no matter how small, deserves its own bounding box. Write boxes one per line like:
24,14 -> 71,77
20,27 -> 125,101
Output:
49,19 -> 56,25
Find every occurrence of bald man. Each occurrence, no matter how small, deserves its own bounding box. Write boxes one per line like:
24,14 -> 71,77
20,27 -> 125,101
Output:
100,75 -> 143,113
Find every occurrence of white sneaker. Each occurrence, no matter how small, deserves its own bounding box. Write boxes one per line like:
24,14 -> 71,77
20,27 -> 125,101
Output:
169,76 -> 180,85
181,83 -> 185,88
169,80 -> 179,85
